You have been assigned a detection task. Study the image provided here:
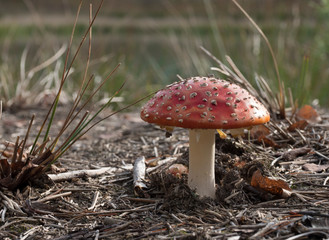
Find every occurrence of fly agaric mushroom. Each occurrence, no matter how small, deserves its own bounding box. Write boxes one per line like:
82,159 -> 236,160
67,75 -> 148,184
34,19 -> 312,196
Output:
140,76 -> 270,198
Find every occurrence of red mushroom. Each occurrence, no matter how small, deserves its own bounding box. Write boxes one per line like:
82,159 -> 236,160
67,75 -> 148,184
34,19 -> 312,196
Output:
140,76 -> 270,198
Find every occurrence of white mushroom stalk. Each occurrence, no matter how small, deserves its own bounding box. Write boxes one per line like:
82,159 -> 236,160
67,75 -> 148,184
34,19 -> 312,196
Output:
188,129 -> 216,198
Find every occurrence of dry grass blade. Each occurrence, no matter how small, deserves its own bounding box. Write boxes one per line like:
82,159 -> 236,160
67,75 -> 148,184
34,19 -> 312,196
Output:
29,1 -> 84,154
47,1 -> 107,150
231,0 -> 285,118
254,74 -> 280,115
32,0 -> 105,152
42,0 -> 86,144
201,46 -> 272,112
49,63 -> 121,153
200,45 -> 284,118
18,114 -> 34,162
59,3 -> 94,141
52,86 -> 159,163
27,45 -> 67,79
32,137 -> 50,156
9,138 -> 20,164
225,55 -> 258,96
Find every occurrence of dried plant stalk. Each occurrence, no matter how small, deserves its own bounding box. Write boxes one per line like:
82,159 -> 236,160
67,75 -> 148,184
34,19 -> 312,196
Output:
0,0 -> 124,190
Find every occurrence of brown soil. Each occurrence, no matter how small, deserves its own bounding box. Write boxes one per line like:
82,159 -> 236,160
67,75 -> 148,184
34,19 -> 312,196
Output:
0,106 -> 328,239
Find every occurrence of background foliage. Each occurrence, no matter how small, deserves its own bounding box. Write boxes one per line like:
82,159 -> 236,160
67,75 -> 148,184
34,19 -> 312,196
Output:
0,0 -> 328,108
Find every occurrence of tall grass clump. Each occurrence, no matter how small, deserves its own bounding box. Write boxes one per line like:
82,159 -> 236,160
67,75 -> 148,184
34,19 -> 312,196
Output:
0,0 -> 150,190
0,43 -> 68,109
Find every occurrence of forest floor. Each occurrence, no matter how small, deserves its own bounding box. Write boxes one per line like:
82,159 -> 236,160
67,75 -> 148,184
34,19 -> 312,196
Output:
0,105 -> 328,239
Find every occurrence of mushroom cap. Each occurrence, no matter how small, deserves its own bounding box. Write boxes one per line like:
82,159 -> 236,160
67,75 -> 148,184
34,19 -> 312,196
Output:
140,76 -> 270,129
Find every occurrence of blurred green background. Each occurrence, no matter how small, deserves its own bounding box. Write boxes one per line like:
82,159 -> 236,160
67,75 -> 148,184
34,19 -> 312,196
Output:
0,0 -> 328,108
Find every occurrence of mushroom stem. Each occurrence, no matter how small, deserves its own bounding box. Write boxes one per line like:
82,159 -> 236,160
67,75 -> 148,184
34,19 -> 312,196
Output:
188,129 -> 216,198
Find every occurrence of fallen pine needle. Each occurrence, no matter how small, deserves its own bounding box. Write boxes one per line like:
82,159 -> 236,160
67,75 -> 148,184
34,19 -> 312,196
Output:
38,192 -> 72,203
88,191 -> 100,210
